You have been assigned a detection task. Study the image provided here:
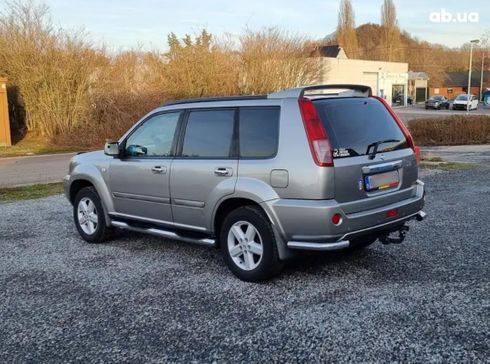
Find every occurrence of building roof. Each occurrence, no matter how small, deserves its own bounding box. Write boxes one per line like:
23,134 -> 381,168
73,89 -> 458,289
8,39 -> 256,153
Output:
443,71 -> 489,87
315,45 -> 348,59
408,71 -> 429,80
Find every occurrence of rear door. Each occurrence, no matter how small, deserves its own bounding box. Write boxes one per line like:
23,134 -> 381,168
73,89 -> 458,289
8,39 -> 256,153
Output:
313,97 -> 417,204
170,108 -> 238,231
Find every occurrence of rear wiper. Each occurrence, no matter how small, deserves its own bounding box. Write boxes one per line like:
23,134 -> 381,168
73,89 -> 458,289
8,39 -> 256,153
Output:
366,139 -> 400,160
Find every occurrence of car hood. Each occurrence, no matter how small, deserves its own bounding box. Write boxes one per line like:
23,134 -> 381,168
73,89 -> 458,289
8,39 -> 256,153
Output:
73,150 -> 107,162
68,150 -> 111,174
453,99 -> 468,104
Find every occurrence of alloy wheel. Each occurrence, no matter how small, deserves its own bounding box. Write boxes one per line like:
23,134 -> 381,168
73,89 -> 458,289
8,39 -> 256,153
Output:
77,197 -> 98,235
227,221 -> 264,271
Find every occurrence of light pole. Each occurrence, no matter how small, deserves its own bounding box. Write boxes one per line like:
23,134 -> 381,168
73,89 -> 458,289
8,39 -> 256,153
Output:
467,39 -> 479,112
377,67 -> 382,97
480,51 -> 486,102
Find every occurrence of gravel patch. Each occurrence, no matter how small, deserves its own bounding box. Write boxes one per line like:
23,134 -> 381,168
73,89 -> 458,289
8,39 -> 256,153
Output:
0,165 -> 489,362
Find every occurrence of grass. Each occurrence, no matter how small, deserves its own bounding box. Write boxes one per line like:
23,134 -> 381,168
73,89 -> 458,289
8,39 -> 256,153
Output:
0,133 -> 88,158
0,182 -> 64,203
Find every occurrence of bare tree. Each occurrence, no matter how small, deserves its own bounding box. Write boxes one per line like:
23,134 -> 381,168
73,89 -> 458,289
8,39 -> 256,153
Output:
380,0 -> 403,61
336,0 -> 359,58
239,28 -> 322,94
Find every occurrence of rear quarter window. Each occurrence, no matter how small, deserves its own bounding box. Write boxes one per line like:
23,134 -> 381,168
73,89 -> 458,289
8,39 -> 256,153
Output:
239,107 -> 280,158
313,98 -> 407,158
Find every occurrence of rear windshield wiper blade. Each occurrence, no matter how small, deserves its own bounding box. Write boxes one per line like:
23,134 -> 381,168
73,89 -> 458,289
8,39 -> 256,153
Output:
366,139 -> 400,160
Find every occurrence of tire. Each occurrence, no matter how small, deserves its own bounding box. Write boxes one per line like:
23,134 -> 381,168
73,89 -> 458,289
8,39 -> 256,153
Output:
220,206 -> 283,282
446,104 -> 450,110
73,186 -> 113,243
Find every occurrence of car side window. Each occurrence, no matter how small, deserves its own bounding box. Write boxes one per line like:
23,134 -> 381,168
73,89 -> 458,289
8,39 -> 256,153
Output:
239,107 -> 280,158
125,112 -> 180,157
181,109 -> 235,158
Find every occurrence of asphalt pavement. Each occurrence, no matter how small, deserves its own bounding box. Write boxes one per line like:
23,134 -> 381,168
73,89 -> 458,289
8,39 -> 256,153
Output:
0,163 -> 489,362
396,104 -> 490,123
0,152 -> 75,187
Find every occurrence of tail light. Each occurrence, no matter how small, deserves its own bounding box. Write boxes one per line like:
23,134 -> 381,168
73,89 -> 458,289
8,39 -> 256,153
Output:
371,96 -> 420,164
298,98 -> 333,167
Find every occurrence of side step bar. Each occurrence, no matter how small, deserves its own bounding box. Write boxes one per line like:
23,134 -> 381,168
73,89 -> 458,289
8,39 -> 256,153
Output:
111,221 -> 216,247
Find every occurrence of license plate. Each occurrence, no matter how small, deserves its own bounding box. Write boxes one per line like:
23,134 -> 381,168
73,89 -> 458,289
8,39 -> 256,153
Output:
364,170 -> 400,192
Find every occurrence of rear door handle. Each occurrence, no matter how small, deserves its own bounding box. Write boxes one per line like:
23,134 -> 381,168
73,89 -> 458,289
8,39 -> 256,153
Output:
214,167 -> 233,177
151,166 -> 167,174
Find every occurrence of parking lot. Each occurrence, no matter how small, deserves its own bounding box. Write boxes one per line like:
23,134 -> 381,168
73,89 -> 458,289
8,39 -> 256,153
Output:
396,103 -> 490,123
1,161 -> 489,361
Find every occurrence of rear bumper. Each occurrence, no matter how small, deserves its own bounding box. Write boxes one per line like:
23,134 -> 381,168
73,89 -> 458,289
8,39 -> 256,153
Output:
263,180 -> 425,251
287,210 -> 426,251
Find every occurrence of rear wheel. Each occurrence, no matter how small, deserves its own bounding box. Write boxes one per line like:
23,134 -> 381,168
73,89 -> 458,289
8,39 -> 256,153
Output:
220,206 -> 283,282
73,187 -> 113,243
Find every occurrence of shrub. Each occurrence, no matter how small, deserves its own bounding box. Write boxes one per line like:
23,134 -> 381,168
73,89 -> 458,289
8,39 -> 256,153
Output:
0,2 -> 322,147
238,28 -> 322,94
408,115 -> 490,146
0,1 -> 100,137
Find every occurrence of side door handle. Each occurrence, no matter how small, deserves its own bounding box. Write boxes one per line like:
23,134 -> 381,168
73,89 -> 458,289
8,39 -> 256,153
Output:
214,167 -> 233,177
151,166 -> 167,174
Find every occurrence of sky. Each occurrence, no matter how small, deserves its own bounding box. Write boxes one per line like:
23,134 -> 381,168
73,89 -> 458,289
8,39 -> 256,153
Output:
2,0 -> 488,50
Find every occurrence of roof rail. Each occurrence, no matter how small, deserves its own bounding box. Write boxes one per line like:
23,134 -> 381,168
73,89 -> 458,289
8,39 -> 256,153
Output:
163,95 -> 267,107
268,84 -> 372,99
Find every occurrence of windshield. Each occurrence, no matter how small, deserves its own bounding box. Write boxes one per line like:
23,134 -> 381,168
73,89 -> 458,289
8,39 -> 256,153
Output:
456,95 -> 468,101
313,98 -> 408,158
431,96 -> 444,101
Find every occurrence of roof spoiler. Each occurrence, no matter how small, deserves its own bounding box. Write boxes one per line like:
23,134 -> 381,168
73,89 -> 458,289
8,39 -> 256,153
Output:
268,84 -> 372,99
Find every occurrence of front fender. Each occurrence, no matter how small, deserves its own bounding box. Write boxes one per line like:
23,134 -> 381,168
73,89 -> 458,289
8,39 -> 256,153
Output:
67,164 -> 114,225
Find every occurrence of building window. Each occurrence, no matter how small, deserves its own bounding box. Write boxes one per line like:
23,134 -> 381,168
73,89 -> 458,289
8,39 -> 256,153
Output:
448,88 -> 453,94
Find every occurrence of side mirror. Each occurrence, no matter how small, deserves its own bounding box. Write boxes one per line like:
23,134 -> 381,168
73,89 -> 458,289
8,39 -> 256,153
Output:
104,141 -> 120,157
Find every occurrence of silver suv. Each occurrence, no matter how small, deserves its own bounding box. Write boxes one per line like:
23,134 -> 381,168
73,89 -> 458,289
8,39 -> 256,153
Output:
65,84 -> 425,282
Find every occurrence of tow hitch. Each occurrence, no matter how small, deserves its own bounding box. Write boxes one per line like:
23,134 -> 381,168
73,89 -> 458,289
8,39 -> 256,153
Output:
380,225 -> 409,245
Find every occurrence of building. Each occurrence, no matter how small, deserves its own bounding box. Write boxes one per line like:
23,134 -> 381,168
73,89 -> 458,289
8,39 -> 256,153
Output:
317,45 -> 409,106
0,78 -> 11,147
408,71 -> 429,103
429,71 -> 490,99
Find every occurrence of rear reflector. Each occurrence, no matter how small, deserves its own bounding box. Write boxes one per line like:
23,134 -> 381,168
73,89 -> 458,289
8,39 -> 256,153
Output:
385,209 -> 399,219
331,213 -> 342,225
298,98 -> 333,167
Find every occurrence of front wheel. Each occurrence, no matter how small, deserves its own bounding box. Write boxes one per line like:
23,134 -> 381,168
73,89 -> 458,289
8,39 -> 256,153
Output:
220,206 -> 283,282
73,186 -> 113,243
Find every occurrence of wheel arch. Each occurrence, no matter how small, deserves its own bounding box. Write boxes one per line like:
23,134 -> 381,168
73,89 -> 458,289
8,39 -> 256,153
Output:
68,169 -> 114,226
212,196 -> 292,260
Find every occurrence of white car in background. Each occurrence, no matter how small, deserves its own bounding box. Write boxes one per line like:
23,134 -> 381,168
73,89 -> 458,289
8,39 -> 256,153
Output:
452,94 -> 478,111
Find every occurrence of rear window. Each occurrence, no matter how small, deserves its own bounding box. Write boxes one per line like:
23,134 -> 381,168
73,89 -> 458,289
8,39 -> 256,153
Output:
313,98 -> 408,158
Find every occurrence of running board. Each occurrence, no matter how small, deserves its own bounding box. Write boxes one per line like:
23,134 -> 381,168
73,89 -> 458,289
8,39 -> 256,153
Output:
111,221 -> 216,247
